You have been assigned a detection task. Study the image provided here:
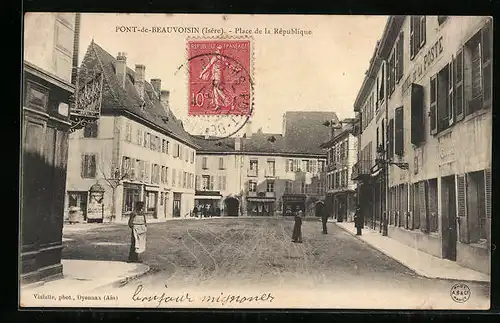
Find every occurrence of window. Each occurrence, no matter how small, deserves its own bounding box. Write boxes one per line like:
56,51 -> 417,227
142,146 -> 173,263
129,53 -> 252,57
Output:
151,164 -> 160,184
387,118 -> 394,159
185,148 -> 189,162
248,160 -> 258,177
286,159 -> 293,172
394,106 -> 404,156
160,166 -> 166,184
125,123 -> 132,142
144,161 -> 150,182
317,182 -> 324,195
162,139 -> 166,153
267,160 -> 275,177
183,172 -> 187,188
136,129 -> 142,145
318,160 -> 325,172
218,175 -> 227,191
81,154 -> 97,178
285,181 -> 292,194
427,179 -> 438,233
172,169 -> 176,186
388,50 -> 395,96
410,15 -> 426,59
266,180 -> 275,193
174,143 -> 180,157
293,159 -> 299,172
249,180 -> 257,192
146,191 -> 157,213
396,32 -> 404,82
202,157 -> 208,169
165,167 -> 169,185
302,160 -> 309,173
145,133 -> 151,148
437,16 -> 448,25
378,64 -> 385,102
311,159 -> 317,173
410,84 -> 425,145
437,64 -> 451,132
202,175 -> 212,190
83,122 -> 98,138
218,157 -> 224,169
165,140 -> 170,154
191,151 -> 195,163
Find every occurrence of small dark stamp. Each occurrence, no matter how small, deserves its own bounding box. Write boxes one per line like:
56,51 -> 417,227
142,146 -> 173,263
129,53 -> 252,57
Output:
188,39 -> 252,116
450,283 -> 471,303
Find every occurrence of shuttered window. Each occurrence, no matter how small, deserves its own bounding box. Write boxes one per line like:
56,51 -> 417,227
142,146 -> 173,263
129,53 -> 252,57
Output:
419,181 -> 428,233
429,76 -> 438,135
387,119 -> 394,159
427,179 -> 439,233
410,16 -> 426,59
482,20 -> 493,110
81,154 -> 97,178
448,56 -> 455,125
394,106 -> 404,156
410,84 -> 425,145
396,32 -> 404,82
455,48 -> 465,122
457,174 -> 469,243
484,169 -> 492,245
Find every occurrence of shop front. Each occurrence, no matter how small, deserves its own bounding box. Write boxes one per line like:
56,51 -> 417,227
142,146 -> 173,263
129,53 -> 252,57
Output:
195,190 -> 222,217
282,194 -> 306,216
144,185 -> 159,219
247,193 -> 275,216
122,182 -> 141,218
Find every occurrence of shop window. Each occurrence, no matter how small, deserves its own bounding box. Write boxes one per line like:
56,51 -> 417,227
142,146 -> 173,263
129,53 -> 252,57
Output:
410,84 -> 425,145
427,179 -> 438,233
81,154 -> 97,178
83,121 -> 98,138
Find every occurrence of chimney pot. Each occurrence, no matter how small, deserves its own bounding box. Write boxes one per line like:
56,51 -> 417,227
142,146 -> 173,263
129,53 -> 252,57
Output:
151,78 -> 161,94
115,52 -> 127,88
135,64 -> 146,99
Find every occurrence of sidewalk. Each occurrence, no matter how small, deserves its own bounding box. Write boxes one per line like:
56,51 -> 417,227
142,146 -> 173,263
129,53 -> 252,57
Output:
21,259 -> 151,294
332,220 -> 490,283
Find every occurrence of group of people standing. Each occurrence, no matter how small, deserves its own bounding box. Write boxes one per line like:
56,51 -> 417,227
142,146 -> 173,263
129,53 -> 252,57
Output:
291,202 -> 363,243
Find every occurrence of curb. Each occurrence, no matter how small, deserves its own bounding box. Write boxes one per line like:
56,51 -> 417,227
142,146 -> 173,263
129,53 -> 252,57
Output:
90,264 -> 155,292
333,222 -> 490,284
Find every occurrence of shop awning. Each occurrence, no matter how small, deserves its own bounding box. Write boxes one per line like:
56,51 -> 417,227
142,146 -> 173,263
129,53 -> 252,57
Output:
195,195 -> 222,200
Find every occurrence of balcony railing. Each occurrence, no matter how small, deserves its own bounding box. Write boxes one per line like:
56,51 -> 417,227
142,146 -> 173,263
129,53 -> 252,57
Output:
351,160 -> 372,180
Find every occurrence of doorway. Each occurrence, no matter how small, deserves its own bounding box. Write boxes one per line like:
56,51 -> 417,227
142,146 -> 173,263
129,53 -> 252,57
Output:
441,176 -> 457,261
225,197 -> 239,216
173,193 -> 182,218
68,191 -> 88,221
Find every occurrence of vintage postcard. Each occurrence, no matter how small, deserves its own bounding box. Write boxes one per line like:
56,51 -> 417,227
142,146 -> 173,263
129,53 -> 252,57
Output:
20,13 -> 491,309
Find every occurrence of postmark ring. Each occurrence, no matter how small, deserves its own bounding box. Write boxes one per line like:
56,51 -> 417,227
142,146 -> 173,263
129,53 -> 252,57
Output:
450,283 -> 471,303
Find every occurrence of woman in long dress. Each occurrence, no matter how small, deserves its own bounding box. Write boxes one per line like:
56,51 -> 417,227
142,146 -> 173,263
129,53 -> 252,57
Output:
291,208 -> 303,243
128,201 -> 147,263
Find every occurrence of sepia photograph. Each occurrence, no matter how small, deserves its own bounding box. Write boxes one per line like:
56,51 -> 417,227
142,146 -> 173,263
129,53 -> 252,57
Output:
20,13 -> 491,309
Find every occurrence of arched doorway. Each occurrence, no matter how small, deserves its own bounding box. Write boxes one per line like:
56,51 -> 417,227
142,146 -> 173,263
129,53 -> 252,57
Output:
315,200 -> 325,217
225,197 -> 240,216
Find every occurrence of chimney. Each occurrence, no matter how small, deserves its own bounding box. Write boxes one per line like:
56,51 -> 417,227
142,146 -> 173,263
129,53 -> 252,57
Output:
282,114 -> 287,136
244,120 -> 252,138
151,78 -> 161,96
235,136 -> 241,151
160,90 -> 170,113
115,52 -> 127,88
135,64 -> 146,99
71,13 -> 81,86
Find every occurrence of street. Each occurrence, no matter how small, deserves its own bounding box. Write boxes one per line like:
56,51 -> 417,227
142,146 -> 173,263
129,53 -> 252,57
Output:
62,218 -> 490,309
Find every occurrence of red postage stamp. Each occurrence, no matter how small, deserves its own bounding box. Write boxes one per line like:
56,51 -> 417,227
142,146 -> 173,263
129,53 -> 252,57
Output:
188,39 -> 252,116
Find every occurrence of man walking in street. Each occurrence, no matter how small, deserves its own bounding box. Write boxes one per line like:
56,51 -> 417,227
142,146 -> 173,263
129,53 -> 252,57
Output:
317,201 -> 328,234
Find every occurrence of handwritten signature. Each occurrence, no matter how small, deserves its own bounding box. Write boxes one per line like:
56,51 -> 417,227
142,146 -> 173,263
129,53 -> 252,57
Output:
132,284 -> 275,307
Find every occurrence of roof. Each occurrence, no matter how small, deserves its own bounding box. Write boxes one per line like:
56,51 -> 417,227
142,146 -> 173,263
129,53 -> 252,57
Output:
193,111 -> 336,156
79,41 -> 198,148
319,123 -> 354,148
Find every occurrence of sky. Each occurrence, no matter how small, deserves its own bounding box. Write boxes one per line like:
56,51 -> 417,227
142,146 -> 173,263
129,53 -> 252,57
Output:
78,13 -> 387,134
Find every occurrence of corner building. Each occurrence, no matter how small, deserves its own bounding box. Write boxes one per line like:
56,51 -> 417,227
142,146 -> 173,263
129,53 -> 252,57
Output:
354,16 -> 492,275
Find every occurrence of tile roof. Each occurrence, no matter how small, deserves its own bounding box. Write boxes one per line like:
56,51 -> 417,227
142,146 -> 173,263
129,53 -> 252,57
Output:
79,41 -> 197,148
193,111 -> 337,156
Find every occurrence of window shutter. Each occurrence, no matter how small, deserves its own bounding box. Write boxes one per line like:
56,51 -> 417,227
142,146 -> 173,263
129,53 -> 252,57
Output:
455,48 -> 465,122
419,16 -> 426,47
410,16 -> 415,59
145,161 -> 150,182
456,174 -> 469,243
411,84 -> 424,145
209,176 -> 214,190
449,57 -> 455,126
419,181 -> 428,233
397,32 -> 404,81
482,20 -> 493,110
196,175 -> 200,190
429,75 -> 438,135
81,154 -> 86,178
395,106 -> 404,156
484,168 -> 492,245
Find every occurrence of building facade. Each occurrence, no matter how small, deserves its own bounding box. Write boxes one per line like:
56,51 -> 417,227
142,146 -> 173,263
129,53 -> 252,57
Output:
193,112 -> 333,217
65,42 -> 198,223
21,13 -> 83,283
353,16 -> 492,275
320,119 -> 359,222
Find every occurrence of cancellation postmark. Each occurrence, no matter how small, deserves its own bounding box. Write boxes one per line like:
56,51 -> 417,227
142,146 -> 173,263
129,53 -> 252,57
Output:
181,37 -> 254,139
450,283 -> 471,303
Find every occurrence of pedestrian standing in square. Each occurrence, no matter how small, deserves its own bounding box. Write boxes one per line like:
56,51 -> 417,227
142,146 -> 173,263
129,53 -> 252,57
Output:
316,201 -> 328,234
354,205 -> 363,236
292,208 -> 303,243
128,201 -> 147,263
